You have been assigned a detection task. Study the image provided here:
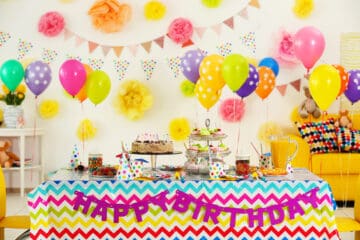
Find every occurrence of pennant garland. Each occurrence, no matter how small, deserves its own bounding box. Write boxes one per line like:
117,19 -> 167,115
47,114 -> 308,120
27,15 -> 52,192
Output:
0,31 -> 11,47
223,17 -> 234,29
66,54 -> 82,62
141,59 -> 157,81
41,48 -> 58,64
113,59 -> 130,81
240,31 -> 256,53
276,84 -> 287,96
216,42 -> 232,57
17,38 -> 33,60
290,78 -> 301,92
167,57 -> 181,78
194,27 -> 206,39
88,58 -> 105,70
239,7 -> 249,19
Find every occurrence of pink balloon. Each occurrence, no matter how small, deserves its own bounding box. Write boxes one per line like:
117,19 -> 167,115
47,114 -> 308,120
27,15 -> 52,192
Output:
294,26 -> 325,73
59,59 -> 86,96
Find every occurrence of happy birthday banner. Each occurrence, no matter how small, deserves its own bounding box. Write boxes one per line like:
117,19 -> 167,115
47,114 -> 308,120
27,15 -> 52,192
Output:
73,187 -> 319,228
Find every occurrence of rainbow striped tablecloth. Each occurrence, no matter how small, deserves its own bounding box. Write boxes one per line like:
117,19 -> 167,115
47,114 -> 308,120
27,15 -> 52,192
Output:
28,169 -> 339,240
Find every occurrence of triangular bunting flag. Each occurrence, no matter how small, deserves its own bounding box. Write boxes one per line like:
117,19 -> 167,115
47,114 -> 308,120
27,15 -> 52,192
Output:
276,84 -> 287,96
0,32 -> 11,47
113,46 -> 124,57
216,42 -> 233,57
88,41 -> 99,53
240,31 -> 256,53
239,7 -> 248,19
63,28 -> 74,41
75,35 -> 85,47
194,27 -> 206,39
41,48 -> 58,65
141,41 -> 152,53
223,17 -> 234,29
102,46 -> 111,56
65,54 -> 82,62
141,59 -> 158,81
88,58 -> 105,70
154,36 -> 165,48
167,57 -> 181,78
182,39 -> 194,48
211,24 -> 222,35
128,45 -> 138,56
249,0 -> 260,8
17,39 -> 33,60
113,59 -> 130,81
290,78 -> 301,92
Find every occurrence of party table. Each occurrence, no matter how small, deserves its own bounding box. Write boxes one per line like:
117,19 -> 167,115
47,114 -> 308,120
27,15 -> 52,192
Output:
27,168 -> 339,239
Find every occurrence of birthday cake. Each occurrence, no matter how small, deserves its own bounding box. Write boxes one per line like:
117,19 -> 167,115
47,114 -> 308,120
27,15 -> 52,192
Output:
131,133 -> 174,154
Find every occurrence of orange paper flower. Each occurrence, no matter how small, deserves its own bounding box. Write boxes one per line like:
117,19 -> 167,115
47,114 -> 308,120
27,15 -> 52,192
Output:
88,0 -> 132,33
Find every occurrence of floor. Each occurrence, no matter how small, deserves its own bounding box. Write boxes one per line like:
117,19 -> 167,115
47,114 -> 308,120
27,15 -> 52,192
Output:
4,193 -> 357,240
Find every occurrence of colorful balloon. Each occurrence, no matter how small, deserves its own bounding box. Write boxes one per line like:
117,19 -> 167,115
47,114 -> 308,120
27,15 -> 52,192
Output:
75,64 -> 93,103
309,64 -> 340,110
25,60 -> 52,97
332,64 -> 349,97
199,54 -> 225,90
194,78 -> 221,110
222,54 -> 249,91
255,66 -> 276,100
180,49 -> 205,83
59,59 -> 86,96
86,70 -> 111,105
0,59 -> 24,92
344,69 -> 360,104
258,57 -> 279,76
236,64 -> 259,98
294,26 -> 325,72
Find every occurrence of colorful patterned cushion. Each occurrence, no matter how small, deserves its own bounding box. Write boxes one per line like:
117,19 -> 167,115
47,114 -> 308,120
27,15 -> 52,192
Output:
296,118 -> 338,154
337,127 -> 360,152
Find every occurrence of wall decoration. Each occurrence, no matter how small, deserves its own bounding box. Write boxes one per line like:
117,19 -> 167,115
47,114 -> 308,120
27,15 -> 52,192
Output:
219,98 -> 245,122
38,11 -> 65,37
88,58 -> 105,70
216,42 -> 232,57
17,39 -> 34,60
41,48 -> 59,64
292,0 -> 314,19
180,80 -> 195,97
77,119 -> 97,141
38,99 -> 60,119
0,32 -> 11,47
168,117 -> 191,141
168,18 -> 193,44
273,28 -> 298,68
240,31 -> 256,53
88,0 -> 132,33
141,59 -> 157,81
167,57 -> 181,78
144,0 -> 167,21
113,59 -> 130,81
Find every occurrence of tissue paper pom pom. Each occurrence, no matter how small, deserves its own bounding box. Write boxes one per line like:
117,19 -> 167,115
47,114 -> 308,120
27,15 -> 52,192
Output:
113,80 -> 153,121
38,99 -> 59,119
201,0 -> 222,8
180,80 -> 195,97
144,0 -> 166,20
88,0 -> 132,33
257,121 -> 283,145
38,11 -> 65,37
169,118 -> 191,141
77,119 -> 97,141
168,18 -> 193,44
273,28 -> 298,67
293,0 -> 314,19
218,98 -> 245,122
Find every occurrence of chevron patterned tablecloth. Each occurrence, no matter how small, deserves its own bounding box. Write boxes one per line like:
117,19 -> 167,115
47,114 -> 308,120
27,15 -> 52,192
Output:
28,169 -> 339,239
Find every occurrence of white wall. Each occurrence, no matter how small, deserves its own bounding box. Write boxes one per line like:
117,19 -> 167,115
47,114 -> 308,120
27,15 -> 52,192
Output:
0,0 -> 359,184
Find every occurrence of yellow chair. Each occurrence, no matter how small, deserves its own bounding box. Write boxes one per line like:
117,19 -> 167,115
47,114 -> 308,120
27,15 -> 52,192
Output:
0,166 -> 30,240
336,175 -> 360,240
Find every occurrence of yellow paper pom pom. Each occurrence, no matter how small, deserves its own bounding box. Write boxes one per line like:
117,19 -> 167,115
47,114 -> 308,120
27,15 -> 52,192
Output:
38,99 -> 59,119
144,0 -> 166,20
169,117 -> 191,141
77,119 -> 97,141
293,0 -> 314,19
257,121 -> 283,145
113,80 -> 154,121
180,80 -> 195,97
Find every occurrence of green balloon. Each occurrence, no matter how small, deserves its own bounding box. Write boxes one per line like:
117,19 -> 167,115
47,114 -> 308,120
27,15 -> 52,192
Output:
0,59 -> 24,91
86,70 -> 111,105
222,54 -> 249,92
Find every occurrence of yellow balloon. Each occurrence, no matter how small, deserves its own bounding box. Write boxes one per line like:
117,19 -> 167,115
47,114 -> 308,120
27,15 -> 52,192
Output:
199,54 -> 225,90
309,64 -> 340,110
195,79 -> 221,110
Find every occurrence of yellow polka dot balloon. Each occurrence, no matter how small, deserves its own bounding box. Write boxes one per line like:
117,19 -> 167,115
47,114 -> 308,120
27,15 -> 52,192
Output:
199,54 -> 225,91
195,78 -> 222,110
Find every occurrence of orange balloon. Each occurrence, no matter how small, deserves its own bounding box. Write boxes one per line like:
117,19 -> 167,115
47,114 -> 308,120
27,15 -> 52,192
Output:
255,66 -> 276,100
199,54 -> 225,90
75,64 -> 93,102
195,79 -> 222,110
332,64 -> 349,97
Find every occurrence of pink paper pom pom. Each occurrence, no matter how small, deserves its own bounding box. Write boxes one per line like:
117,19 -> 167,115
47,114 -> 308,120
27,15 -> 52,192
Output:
168,18 -> 193,44
218,98 -> 245,122
38,11 -> 65,37
273,28 -> 299,68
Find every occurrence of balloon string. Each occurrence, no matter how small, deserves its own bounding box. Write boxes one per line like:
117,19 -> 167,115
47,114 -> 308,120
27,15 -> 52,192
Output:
31,97 -> 39,182
81,102 -> 85,166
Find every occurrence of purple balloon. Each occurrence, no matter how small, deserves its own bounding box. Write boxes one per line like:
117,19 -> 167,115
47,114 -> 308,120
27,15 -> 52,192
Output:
180,49 -> 205,83
344,69 -> 360,104
236,64 -> 259,98
25,60 -> 52,97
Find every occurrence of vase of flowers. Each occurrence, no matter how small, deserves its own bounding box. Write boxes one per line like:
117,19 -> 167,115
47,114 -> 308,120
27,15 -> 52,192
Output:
0,84 -> 26,128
